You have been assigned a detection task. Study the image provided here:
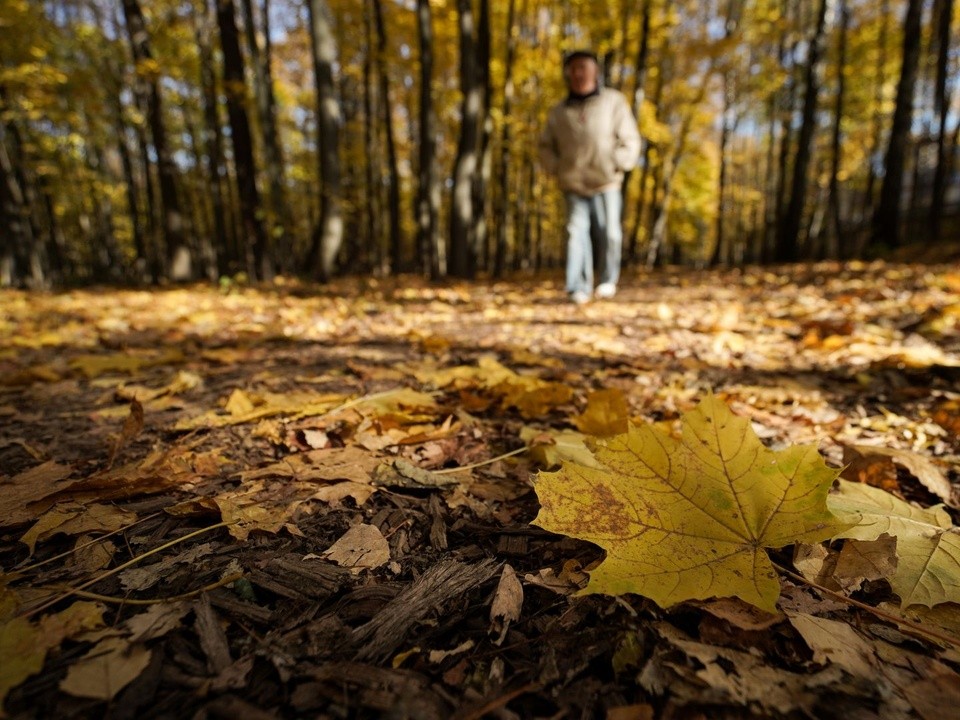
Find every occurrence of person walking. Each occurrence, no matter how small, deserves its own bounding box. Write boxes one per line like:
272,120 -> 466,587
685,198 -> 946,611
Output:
538,50 -> 641,304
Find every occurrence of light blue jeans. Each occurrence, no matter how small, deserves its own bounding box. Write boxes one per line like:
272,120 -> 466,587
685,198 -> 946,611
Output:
564,190 -> 623,296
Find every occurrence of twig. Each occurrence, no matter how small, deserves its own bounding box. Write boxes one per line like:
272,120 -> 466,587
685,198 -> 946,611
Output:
773,562 -> 960,649
15,512 -> 163,573
19,521 -> 237,619
434,445 -> 529,475
37,573 -> 243,606
456,682 -> 540,720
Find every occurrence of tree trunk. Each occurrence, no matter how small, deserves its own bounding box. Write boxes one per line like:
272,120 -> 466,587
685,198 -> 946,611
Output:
306,0 -> 343,280
0,114 -> 42,287
474,0 -> 493,272
627,60 -> 662,261
121,0 -> 190,280
416,0 -> 442,278
194,0 -> 232,276
216,0 -> 270,281
711,79 -> 733,267
241,0 -> 291,269
449,0 -> 481,278
776,0 -> 828,263
864,0 -> 890,224
371,0 -> 403,275
623,0 -> 651,262
871,0 -> 923,250
929,0 -> 954,240
825,0 -> 848,260
362,5 -> 381,272
493,0 -> 520,278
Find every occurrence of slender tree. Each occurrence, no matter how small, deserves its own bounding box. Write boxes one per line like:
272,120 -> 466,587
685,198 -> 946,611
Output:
824,0 -> 849,260
192,0 -> 232,275
929,0 -> 955,240
776,0 -> 828,262
449,0 -> 481,278
493,0 -> 520,277
371,0 -> 402,274
241,0 -> 291,266
216,0 -> 270,281
871,0 -> 924,250
474,0 -> 493,270
416,0 -> 442,278
121,0 -> 190,280
305,0 -> 343,280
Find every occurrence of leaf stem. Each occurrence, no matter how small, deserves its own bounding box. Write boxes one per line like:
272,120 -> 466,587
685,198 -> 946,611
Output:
773,562 -> 960,650
19,521 -> 237,619
37,573 -> 243,606
433,445 -> 529,475
15,512 -> 163,573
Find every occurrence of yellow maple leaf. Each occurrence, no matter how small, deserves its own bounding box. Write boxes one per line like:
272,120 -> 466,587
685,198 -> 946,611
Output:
533,395 -> 849,612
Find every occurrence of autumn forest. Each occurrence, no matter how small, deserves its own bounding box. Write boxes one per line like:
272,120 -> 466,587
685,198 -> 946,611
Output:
2,0 -> 959,287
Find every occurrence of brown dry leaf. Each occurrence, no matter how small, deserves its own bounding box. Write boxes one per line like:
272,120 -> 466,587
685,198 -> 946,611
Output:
931,399 -> 960,440
640,621 -> 846,716
240,446 -> 380,485
322,523 -> 390,572
0,365 -> 63,386
310,481 -> 378,506
119,543 -> 214,592
214,480 -> 312,541
832,536 -> 898,593
901,673 -> 960,720
839,446 -> 900,494
793,543 -> 841,591
786,612 -> 877,679
124,602 -> 190,643
33,446 -> 226,511
497,378 -> 574,419
114,370 -> 203,404
695,598 -> 783,632
70,535 -> 116,574
176,389 -> 346,429
19,502 -> 137,556
846,444 -> 955,508
489,564 -> 523,645
69,348 -> 184,378
107,398 -> 144,469
0,602 -> 105,710
573,388 -> 630,437
1,461 -> 76,528
607,705 -> 655,720
59,636 -> 151,700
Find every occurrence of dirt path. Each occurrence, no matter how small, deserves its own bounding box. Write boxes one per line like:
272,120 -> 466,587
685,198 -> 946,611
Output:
2,262 -> 959,719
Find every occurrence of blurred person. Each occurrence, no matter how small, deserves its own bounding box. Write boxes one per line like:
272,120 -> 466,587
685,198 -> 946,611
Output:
539,50 -> 641,304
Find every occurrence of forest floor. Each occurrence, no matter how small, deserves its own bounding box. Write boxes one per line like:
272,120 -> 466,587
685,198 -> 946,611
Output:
2,261 -> 960,720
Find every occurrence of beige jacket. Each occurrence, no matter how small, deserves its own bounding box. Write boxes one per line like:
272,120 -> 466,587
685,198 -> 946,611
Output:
538,87 -> 641,197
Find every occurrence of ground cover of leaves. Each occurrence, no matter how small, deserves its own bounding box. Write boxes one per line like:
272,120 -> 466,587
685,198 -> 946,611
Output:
2,261 -> 960,720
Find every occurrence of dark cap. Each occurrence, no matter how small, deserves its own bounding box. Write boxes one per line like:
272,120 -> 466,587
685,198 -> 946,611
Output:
563,50 -> 598,67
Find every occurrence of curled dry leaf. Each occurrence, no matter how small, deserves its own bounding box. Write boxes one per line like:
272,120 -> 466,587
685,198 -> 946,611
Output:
829,480 -> 960,608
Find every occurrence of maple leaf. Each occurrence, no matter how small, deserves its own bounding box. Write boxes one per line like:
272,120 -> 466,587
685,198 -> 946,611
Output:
533,395 -> 849,612
828,480 -> 960,608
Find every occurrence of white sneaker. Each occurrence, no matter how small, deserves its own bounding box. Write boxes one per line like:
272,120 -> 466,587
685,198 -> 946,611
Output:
595,282 -> 617,299
570,291 -> 590,305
